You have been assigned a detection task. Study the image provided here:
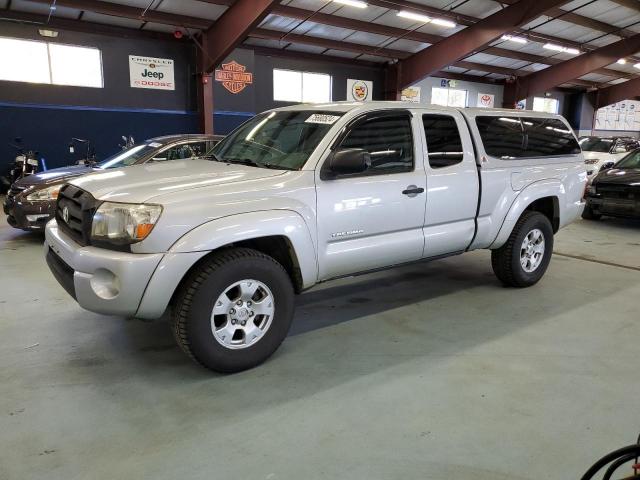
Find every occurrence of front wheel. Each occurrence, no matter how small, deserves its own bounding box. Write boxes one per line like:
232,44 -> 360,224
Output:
491,211 -> 554,288
172,248 -> 295,373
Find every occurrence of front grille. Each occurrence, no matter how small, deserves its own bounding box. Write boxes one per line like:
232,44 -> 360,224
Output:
597,183 -> 638,200
55,184 -> 99,246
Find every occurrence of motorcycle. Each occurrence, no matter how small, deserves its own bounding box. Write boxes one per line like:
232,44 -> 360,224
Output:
119,135 -> 135,150
69,137 -> 97,166
1,138 -> 39,193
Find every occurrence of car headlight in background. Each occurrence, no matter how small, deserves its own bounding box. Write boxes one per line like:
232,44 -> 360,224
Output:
25,184 -> 61,201
91,202 -> 162,245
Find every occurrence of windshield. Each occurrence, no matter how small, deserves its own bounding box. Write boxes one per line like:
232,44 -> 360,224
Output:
207,110 -> 344,170
579,137 -> 614,153
614,149 -> 640,169
97,143 -> 160,169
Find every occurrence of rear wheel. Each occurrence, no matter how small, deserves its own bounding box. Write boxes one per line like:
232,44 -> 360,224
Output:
491,211 -> 554,288
172,248 -> 295,373
581,204 -> 602,220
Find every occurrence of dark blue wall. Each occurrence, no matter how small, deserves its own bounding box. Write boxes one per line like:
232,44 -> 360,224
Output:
0,103 -> 199,169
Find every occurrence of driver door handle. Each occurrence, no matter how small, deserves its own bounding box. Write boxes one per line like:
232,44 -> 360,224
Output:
402,186 -> 425,196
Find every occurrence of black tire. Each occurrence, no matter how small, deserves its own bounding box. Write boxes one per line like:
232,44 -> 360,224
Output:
581,204 -> 602,220
491,211 -> 554,288
172,248 -> 295,373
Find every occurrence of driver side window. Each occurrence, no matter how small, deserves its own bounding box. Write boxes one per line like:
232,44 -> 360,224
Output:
339,114 -> 414,174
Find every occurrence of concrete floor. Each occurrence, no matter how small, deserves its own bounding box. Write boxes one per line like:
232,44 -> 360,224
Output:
0,211 -> 639,480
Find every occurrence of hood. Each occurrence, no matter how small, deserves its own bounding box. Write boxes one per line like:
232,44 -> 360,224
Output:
593,168 -> 640,186
582,151 -> 613,161
15,164 -> 93,188
69,159 -> 286,203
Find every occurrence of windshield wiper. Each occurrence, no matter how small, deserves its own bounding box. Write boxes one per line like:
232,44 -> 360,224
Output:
202,152 -> 224,162
223,158 -> 293,170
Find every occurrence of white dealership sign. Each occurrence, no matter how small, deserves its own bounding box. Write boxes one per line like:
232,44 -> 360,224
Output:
347,79 -> 372,101
477,93 -> 495,108
401,86 -> 421,103
129,55 -> 175,90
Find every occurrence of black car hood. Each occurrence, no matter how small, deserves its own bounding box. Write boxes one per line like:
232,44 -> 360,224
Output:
593,168 -> 640,186
15,165 -> 95,188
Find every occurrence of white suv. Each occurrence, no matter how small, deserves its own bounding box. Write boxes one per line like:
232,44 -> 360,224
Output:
45,102 -> 586,372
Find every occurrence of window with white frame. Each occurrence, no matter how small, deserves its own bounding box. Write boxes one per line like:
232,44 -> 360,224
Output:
431,87 -> 467,107
532,97 -> 559,114
0,37 -> 103,88
273,69 -> 332,103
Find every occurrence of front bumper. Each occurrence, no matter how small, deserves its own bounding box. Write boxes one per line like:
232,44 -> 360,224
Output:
44,220 -> 164,316
3,195 -> 55,230
586,195 -> 640,219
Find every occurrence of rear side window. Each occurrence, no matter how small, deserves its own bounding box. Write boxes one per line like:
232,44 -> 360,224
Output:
475,116 -> 524,159
522,118 -> 581,157
476,116 -> 580,159
422,114 -> 464,168
340,114 -> 414,174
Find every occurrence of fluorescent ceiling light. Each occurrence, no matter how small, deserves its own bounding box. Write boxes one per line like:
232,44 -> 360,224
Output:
501,34 -> 527,44
617,58 -> 627,64
397,10 -> 432,23
397,10 -> 455,27
543,43 -> 580,55
431,18 -> 456,28
333,0 -> 368,7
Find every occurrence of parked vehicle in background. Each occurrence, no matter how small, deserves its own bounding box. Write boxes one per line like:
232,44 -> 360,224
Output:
579,136 -> 639,180
583,148 -> 640,220
4,134 -> 223,231
0,138 -> 40,193
44,102 -> 586,373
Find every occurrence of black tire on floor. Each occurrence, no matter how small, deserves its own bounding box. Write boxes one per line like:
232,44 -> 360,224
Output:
491,211 -> 554,288
171,247 -> 295,373
581,204 -> 602,220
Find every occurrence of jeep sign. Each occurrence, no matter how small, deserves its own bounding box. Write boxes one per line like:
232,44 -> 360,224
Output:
129,55 -> 175,90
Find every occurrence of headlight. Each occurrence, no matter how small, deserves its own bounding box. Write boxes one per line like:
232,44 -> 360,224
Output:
91,202 -> 162,246
586,185 -> 597,195
25,184 -> 61,201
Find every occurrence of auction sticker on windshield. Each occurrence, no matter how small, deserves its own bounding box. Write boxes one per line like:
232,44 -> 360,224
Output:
305,114 -> 341,125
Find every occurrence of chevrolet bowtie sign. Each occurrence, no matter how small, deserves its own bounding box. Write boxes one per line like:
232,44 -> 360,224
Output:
214,61 -> 253,94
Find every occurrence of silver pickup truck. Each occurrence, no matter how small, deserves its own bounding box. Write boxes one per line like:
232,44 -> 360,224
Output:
44,102 -> 587,373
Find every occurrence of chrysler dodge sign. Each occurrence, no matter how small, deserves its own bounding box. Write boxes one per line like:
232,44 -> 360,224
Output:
129,55 -> 175,90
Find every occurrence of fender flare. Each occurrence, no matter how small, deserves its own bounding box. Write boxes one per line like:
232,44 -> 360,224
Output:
489,179 -> 565,249
135,210 -> 318,319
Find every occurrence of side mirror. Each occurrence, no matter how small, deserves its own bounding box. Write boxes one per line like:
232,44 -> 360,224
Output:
328,148 -> 370,176
601,161 -> 615,170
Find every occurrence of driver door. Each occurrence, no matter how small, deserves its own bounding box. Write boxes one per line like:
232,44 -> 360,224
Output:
315,110 -> 427,280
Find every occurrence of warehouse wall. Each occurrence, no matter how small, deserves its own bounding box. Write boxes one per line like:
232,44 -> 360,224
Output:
0,22 -> 201,170
408,76 -> 504,107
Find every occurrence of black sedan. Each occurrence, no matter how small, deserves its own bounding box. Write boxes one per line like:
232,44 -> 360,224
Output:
4,134 -> 223,231
583,148 -> 640,220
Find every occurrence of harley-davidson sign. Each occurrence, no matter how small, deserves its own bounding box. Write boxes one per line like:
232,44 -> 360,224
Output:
214,61 -> 253,94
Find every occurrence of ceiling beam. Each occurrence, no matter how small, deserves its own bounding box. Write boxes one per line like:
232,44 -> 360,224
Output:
250,28 -> 409,59
608,0 -> 640,13
22,0 -> 212,29
396,0 -> 571,89
248,45 -> 382,68
497,0 -> 637,38
0,9 -> 183,41
504,33 -> 640,106
592,77 -> 640,108
270,4 -> 635,82
249,28 -> 595,88
201,0 -> 278,73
